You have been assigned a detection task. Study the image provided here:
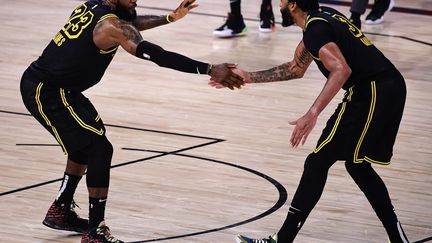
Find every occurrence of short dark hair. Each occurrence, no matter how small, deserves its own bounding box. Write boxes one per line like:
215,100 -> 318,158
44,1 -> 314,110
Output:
289,0 -> 319,12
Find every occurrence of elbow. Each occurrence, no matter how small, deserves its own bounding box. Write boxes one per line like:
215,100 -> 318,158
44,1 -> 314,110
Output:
295,69 -> 307,79
342,65 -> 352,81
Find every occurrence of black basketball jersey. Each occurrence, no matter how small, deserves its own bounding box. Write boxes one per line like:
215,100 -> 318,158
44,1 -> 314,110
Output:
29,0 -> 118,92
303,6 -> 396,90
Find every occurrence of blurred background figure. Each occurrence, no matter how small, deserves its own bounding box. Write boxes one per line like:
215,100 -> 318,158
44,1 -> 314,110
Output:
349,0 -> 395,29
213,0 -> 275,38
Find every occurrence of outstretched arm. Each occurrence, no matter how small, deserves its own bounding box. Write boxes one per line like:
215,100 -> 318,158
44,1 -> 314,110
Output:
132,0 -> 198,31
93,16 -> 244,89
246,41 -> 313,83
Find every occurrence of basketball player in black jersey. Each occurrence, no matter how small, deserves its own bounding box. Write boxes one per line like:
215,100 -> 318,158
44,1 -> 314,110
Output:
20,0 -> 244,242
220,0 -> 409,242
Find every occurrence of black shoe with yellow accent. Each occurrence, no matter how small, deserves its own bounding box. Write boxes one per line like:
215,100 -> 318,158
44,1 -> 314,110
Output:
42,201 -> 88,233
81,221 -> 124,243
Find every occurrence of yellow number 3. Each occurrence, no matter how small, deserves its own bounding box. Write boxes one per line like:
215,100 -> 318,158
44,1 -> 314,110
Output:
62,4 -> 94,39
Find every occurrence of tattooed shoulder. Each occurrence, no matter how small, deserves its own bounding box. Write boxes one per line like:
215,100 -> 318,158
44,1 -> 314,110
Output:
118,20 -> 142,43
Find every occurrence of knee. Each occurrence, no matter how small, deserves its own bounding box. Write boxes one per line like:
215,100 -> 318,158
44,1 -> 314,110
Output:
345,160 -> 371,176
86,137 -> 113,187
94,137 -> 113,161
103,138 -> 114,159
345,161 -> 357,176
303,153 -> 322,173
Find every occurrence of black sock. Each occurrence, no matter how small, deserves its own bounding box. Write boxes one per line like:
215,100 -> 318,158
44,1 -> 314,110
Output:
89,197 -> 107,228
55,172 -> 82,207
230,0 -> 241,16
261,0 -> 273,14
261,0 -> 272,8
277,206 -> 307,242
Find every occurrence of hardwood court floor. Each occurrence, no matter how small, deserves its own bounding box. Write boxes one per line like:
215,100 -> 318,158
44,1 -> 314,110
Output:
0,0 -> 431,242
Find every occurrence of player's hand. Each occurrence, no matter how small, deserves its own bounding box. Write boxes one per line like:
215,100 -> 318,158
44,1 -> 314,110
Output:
289,110 -> 318,147
209,63 -> 245,90
208,68 -> 251,89
169,0 -> 198,22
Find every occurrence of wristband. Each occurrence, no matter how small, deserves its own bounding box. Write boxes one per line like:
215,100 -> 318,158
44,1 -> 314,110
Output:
206,64 -> 213,75
166,14 -> 172,23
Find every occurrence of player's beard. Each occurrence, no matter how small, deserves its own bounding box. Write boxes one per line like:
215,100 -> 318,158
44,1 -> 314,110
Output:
116,5 -> 137,22
281,7 -> 295,27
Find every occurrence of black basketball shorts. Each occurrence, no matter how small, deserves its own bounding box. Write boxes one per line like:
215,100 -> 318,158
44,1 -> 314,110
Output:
312,70 -> 406,165
20,69 -> 106,155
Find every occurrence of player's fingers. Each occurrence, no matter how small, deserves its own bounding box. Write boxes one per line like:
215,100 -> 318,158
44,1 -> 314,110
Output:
227,79 -> 242,89
226,63 -> 238,69
290,127 -> 298,147
230,74 -> 245,86
187,0 -> 198,9
188,4 -> 199,10
301,133 -> 308,146
293,126 -> 305,147
208,81 -> 225,88
220,81 -> 234,90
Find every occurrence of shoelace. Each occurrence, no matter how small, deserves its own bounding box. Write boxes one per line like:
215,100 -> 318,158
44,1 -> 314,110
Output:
97,226 -> 119,242
67,200 -> 83,219
70,200 -> 81,210
252,235 -> 274,243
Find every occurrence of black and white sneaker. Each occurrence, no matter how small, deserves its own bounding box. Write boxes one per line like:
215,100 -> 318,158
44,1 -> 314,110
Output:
365,0 -> 395,25
213,12 -> 247,38
259,4 -> 275,32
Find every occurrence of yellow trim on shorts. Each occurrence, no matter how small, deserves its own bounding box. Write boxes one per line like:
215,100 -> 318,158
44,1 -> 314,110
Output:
35,83 -> 68,155
353,81 -> 388,165
60,89 -> 104,136
313,87 -> 353,153
313,102 -> 346,153
347,86 -> 354,101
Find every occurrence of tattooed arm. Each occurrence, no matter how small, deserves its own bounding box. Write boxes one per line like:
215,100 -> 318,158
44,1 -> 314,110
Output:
246,41 -> 313,83
132,15 -> 171,31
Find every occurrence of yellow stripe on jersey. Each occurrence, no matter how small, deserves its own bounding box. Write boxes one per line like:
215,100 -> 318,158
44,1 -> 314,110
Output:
98,13 -> 118,23
100,47 -> 118,54
97,14 -> 119,54
305,17 -> 328,30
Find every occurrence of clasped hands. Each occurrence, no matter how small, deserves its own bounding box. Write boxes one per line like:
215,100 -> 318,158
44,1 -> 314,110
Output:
208,64 -> 250,90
